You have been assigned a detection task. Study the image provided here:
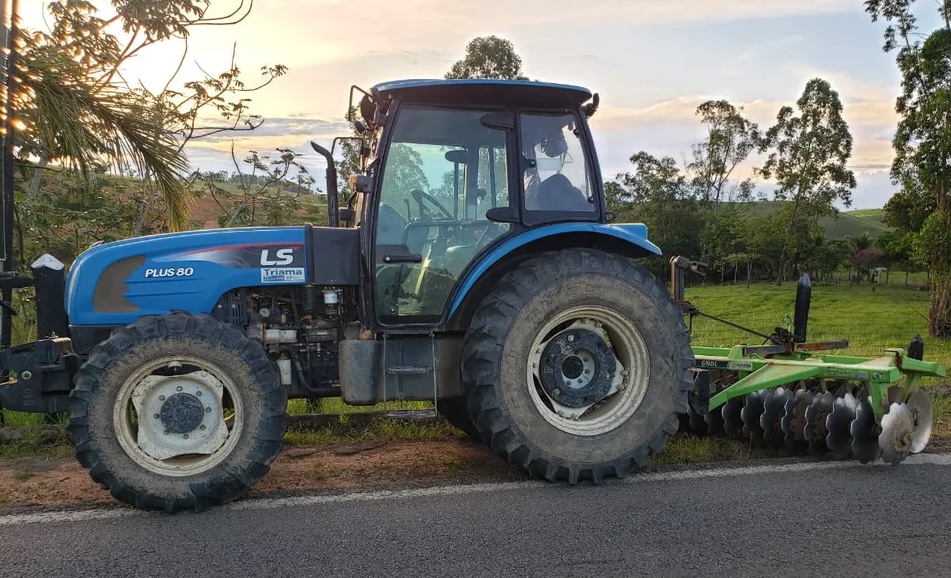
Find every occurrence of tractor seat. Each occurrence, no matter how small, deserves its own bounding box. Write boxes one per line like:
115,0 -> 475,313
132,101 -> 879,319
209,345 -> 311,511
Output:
443,244 -> 480,278
527,173 -> 591,212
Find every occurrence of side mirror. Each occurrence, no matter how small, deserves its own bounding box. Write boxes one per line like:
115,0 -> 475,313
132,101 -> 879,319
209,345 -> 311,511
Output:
584,93 -> 600,118
350,174 -> 372,194
339,207 -> 354,224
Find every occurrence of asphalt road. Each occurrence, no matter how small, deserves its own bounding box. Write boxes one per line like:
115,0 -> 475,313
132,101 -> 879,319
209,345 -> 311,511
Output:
1,455 -> 950,578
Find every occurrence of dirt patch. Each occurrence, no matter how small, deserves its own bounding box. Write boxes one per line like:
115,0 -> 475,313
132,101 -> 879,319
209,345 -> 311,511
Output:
248,438 -> 523,496
2,428 -> 949,514
0,438 -> 524,514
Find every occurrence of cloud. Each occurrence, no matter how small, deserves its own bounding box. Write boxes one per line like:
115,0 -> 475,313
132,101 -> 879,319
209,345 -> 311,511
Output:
589,65 -> 899,172
184,117 -> 352,144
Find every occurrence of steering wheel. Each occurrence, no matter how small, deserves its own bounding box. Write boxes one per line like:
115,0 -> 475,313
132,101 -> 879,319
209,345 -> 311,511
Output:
410,188 -> 453,221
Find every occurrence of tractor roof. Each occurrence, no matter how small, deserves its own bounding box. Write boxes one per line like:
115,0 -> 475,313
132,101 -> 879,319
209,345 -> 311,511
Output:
369,78 -> 594,109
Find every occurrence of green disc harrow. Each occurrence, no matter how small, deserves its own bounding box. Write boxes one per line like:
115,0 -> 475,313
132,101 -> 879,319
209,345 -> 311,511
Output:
670,257 -> 947,465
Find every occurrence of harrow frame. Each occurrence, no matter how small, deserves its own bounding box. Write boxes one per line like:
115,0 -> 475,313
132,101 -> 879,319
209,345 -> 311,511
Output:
670,256 -> 948,465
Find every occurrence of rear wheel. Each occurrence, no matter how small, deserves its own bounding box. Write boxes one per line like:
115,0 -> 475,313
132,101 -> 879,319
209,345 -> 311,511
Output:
437,397 -> 480,439
67,312 -> 287,513
461,249 -> 693,483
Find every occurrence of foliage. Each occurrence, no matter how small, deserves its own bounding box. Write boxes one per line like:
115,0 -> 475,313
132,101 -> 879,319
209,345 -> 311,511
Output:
686,100 -> 760,207
14,0 -> 286,237
444,36 -> 528,80
865,0 -> 951,336
379,144 -> 431,201
599,78 -> 910,286
756,78 -> 856,282
195,147 -> 316,228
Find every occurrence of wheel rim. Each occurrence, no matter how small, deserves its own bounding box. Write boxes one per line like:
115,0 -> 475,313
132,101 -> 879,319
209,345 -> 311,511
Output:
525,305 -> 651,436
113,355 -> 245,477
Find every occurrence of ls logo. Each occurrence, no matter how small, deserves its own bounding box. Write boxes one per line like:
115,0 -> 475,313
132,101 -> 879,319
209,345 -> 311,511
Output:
260,248 -> 296,266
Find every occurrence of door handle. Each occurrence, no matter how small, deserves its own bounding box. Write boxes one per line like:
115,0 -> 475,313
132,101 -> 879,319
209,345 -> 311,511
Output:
382,254 -> 422,264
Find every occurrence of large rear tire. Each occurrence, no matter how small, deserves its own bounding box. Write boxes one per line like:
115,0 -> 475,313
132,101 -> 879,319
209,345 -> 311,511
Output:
67,312 -> 287,513
460,249 -> 693,483
437,397 -> 480,439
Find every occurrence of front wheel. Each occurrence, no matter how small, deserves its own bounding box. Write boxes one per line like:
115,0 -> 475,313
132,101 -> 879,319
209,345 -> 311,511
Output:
67,312 -> 288,513
460,249 -> 694,483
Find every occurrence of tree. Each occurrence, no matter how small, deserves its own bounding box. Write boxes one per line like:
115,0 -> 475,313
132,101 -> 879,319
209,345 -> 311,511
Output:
380,144 -> 430,202
686,100 -> 760,207
613,152 -> 703,276
197,147 -> 315,229
866,0 -> 951,336
756,78 -> 856,282
685,100 -> 759,266
445,36 -> 528,80
15,0 -> 285,233
333,35 -> 529,218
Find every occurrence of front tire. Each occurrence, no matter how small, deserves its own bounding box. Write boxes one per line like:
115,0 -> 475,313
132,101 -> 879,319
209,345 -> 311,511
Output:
67,312 -> 288,513
461,249 -> 693,483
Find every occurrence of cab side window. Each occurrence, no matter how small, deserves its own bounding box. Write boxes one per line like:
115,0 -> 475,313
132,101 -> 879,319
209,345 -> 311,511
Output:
520,112 -> 595,213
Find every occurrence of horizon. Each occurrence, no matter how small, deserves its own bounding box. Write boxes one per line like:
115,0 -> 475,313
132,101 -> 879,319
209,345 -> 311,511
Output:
22,0 -> 936,210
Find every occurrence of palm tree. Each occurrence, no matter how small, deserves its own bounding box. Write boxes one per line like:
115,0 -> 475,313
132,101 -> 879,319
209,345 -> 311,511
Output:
12,14 -> 193,232
16,40 -> 193,231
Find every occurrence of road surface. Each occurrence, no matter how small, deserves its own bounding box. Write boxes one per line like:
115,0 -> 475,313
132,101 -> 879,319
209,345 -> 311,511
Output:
1,454 -> 949,577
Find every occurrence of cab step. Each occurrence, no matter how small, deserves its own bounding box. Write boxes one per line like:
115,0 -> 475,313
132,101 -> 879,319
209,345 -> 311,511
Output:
381,331 -> 439,417
386,365 -> 432,375
385,409 -> 438,419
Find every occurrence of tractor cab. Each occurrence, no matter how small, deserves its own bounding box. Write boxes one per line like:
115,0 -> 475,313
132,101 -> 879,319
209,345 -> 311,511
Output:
341,79 -> 605,327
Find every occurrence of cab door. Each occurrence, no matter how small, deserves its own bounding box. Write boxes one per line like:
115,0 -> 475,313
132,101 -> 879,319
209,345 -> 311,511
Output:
371,104 -> 513,326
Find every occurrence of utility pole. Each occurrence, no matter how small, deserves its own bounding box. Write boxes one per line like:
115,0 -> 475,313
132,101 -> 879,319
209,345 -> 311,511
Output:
0,0 -> 7,272
0,0 -> 8,416
0,0 -> 16,356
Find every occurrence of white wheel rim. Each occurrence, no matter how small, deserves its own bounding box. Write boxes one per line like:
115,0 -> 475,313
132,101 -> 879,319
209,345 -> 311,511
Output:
113,355 -> 245,477
525,305 -> 651,436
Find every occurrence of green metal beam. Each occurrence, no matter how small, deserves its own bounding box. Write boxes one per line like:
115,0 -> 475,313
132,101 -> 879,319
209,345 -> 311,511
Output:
695,346 -> 946,424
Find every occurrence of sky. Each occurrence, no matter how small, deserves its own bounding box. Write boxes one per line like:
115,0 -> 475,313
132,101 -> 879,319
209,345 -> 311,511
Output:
20,0 -> 935,210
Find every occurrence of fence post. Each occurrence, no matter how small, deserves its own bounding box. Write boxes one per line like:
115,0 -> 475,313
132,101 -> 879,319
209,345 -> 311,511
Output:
794,273 -> 811,342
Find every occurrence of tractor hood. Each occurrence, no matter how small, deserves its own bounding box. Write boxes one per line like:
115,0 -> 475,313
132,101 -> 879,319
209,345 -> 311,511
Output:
65,226 -> 316,327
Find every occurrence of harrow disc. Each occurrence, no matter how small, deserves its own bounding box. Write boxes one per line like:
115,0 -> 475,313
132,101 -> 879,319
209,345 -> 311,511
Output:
687,403 -> 708,435
704,405 -> 725,436
849,397 -> 881,464
760,387 -> 792,449
722,398 -> 744,438
879,403 -> 915,465
741,390 -> 768,444
906,389 -> 933,454
782,389 -> 813,452
826,392 -> 858,460
804,391 -> 834,454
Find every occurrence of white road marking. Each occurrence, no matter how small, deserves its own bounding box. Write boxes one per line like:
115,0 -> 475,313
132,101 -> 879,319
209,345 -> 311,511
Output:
1,452 -> 949,527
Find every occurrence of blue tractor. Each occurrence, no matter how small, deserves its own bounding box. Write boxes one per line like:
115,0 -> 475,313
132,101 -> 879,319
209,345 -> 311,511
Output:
0,79 -> 694,512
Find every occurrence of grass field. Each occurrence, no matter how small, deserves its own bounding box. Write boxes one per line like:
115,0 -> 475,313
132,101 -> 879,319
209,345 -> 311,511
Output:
846,208 -> 886,225
1,280 -> 948,464
685,280 -> 950,367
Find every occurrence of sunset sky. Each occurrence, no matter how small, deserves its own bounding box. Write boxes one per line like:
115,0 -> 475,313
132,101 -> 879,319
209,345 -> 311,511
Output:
23,0 -> 938,209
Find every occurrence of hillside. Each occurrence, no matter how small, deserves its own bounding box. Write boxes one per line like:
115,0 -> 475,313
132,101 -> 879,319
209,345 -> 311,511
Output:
720,201 -> 891,240
186,180 -> 330,229
820,210 -> 890,239
846,208 -> 886,226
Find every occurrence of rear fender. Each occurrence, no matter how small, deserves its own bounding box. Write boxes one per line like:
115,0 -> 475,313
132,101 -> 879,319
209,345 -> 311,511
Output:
445,223 -> 661,329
